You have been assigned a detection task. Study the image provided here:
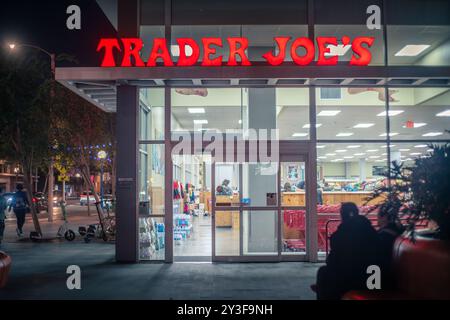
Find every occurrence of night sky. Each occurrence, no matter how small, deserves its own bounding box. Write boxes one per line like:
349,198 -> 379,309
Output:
0,0 -> 116,67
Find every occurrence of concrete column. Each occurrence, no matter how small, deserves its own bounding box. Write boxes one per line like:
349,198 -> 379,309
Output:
116,85 -> 139,262
359,158 -> 366,182
245,88 -> 277,253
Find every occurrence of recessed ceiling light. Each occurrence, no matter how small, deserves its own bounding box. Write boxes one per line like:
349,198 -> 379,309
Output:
326,153 -> 336,156
379,132 -> 399,137
399,148 -> 410,152
414,145 -> 428,148
410,152 -> 421,156
402,122 -> 427,128
318,110 -> 341,116
188,108 -> 205,114
395,44 -> 430,57
367,149 -> 378,152
436,110 -> 450,117
347,145 -> 361,149
316,145 -> 326,149
426,149 -> 434,152
193,119 -> 208,124
336,132 -> 354,137
331,159 -> 344,162
335,149 -> 347,153
238,119 -> 242,124
381,144 -> 396,148
382,153 -> 388,156
369,156 -> 380,159
325,44 -> 352,56
422,132 -> 443,137
343,156 -> 354,159
377,110 -> 404,117
303,123 -> 322,128
353,123 -> 374,128
318,156 -> 327,159
292,132 -> 309,137
354,153 -> 366,156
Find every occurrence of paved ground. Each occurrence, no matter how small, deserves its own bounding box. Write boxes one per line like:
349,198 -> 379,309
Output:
0,203 -> 320,300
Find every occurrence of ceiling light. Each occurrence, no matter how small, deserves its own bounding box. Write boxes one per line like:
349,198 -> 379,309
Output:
426,149 -> 434,152
318,156 -> 327,159
382,153 -> 387,156
354,153 -> 366,156
326,153 -> 336,156
369,156 -> 380,159
331,159 -> 344,162
343,156 -> 354,159
188,108 -> 205,114
377,110 -> 404,117
238,119 -> 242,124
335,149 -> 347,153
379,132 -> 399,137
193,119 -> 208,124
316,145 -> 326,149
402,122 -> 427,128
336,132 -> 354,137
422,132 -> 443,137
410,152 -> 421,156
347,145 -> 361,149
318,110 -> 341,116
292,132 -> 308,137
414,145 -> 428,148
399,148 -> 410,152
395,44 -> 430,57
303,123 -> 322,128
436,110 -> 450,117
325,44 -> 352,56
353,123 -> 374,128
367,149 -> 378,152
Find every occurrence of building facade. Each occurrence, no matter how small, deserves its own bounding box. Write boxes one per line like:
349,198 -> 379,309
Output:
56,0 -> 450,263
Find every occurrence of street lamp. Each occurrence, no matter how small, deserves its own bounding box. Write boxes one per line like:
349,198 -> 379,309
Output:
97,150 -> 107,208
8,43 -> 55,77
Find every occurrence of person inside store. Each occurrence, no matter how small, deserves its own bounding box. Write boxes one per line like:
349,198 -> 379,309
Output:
296,180 -> 305,190
283,182 -> 292,192
216,179 -> 233,196
8,184 -> 30,238
377,202 -> 405,289
312,202 -> 380,300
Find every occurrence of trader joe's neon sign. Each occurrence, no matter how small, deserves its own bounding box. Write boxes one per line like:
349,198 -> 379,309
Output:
97,36 -> 374,67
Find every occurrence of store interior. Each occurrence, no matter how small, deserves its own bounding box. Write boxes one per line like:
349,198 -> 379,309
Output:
138,86 -> 450,260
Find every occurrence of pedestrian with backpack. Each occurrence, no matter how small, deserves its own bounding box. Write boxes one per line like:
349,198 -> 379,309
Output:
8,184 -> 30,238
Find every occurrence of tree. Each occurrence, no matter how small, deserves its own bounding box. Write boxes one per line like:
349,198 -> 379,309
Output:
0,51 -> 52,235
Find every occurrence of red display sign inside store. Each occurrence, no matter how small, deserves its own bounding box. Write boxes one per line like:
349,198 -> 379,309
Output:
97,36 -> 375,67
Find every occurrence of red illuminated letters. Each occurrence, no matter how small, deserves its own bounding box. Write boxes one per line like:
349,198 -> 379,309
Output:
176,38 -> 200,66
262,37 -> 290,66
97,36 -> 374,67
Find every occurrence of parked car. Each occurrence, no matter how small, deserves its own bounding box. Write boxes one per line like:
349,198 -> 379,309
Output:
80,192 -> 96,206
2,192 -> 15,207
32,192 -> 47,213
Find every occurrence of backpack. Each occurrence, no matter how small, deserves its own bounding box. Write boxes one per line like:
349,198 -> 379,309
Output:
14,194 -> 27,210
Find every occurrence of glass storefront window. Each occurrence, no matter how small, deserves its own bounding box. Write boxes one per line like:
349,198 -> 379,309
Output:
140,88 -> 165,141
276,88 -> 309,140
316,142 -> 387,254
316,87 -> 387,140
243,210 -> 278,255
388,87 -> 450,140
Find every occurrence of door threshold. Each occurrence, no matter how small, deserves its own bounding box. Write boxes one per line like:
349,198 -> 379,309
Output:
174,256 -> 212,263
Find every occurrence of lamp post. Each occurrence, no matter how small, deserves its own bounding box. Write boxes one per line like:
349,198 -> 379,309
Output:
13,166 -> 20,188
9,42 -> 56,223
97,150 -> 107,208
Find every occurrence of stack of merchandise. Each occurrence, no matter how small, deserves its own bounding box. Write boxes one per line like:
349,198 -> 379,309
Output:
173,214 -> 193,245
139,217 -> 165,260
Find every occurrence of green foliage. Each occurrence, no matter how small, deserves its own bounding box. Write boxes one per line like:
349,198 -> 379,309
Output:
367,144 -> 450,240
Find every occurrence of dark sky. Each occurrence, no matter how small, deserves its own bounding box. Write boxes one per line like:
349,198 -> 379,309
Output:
0,0 -> 117,67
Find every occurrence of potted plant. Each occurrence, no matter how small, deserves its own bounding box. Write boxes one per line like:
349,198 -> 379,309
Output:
368,143 -> 450,240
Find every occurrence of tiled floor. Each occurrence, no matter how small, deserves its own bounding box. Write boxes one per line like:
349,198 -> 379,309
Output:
173,214 -> 240,257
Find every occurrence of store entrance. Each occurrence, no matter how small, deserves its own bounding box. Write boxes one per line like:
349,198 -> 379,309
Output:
172,154 -> 213,261
212,152 -> 310,262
